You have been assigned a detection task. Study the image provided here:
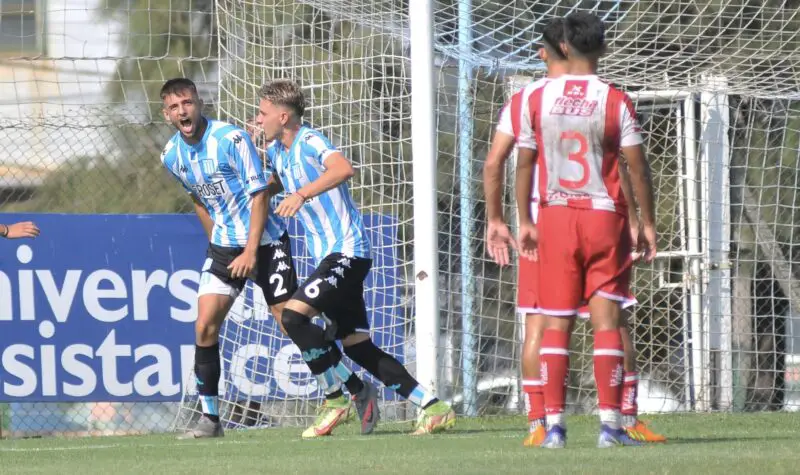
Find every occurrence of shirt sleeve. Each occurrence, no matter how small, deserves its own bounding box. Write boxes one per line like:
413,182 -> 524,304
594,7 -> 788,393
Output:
227,131 -> 269,195
496,96 -> 516,136
302,131 -> 338,166
517,89 -> 538,150
619,96 -> 644,147
160,142 -> 192,194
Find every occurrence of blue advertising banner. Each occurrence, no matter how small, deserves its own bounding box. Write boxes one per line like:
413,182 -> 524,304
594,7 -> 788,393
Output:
0,213 -> 402,403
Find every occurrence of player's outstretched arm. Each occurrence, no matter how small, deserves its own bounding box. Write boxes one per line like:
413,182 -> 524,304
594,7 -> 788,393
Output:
191,194 -> 214,240
483,130 -> 518,266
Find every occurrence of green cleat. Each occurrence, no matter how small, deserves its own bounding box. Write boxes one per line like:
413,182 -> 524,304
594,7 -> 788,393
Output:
412,401 -> 456,435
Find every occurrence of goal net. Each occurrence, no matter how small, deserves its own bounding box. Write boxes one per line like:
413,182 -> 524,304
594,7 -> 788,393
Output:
1,0 -> 800,437
194,0 -> 800,426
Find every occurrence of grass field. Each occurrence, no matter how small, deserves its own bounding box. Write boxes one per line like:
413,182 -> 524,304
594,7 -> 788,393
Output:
2,413 -> 799,474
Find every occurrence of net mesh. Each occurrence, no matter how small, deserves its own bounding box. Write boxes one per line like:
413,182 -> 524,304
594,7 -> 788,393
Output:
1,0 -> 800,437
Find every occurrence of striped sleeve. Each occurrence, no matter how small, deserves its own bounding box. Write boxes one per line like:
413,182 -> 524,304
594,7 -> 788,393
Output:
226,130 -> 268,195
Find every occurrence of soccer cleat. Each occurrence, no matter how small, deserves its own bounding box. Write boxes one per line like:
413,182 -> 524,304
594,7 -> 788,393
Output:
624,420 -> 667,443
302,396 -> 353,439
177,415 -> 224,439
540,425 -> 567,449
352,382 -> 380,435
412,401 -> 456,435
597,424 -> 643,448
523,422 -> 546,447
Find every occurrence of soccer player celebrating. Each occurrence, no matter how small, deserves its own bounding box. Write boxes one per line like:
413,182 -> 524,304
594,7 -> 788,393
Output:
515,12 -> 658,448
159,78 -> 343,439
256,79 -> 455,437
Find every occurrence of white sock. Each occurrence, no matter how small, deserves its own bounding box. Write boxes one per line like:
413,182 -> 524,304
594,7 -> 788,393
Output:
545,413 -> 565,430
599,409 -> 621,430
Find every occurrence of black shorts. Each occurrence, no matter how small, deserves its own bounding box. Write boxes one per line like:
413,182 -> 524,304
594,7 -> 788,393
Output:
202,232 -> 297,306
292,253 -> 372,340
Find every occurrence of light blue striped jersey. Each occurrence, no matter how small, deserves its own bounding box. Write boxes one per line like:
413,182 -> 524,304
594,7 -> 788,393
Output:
266,125 -> 371,263
161,118 -> 288,247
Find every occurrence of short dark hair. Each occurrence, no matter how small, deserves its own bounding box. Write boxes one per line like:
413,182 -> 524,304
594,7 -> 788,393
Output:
258,80 -> 306,118
563,12 -> 606,57
541,17 -> 567,60
160,78 -> 198,100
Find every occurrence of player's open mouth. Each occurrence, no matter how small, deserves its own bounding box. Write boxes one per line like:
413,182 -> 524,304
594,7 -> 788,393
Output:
179,118 -> 193,131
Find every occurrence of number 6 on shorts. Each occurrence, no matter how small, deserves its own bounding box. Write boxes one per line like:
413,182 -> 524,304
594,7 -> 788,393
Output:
304,278 -> 323,300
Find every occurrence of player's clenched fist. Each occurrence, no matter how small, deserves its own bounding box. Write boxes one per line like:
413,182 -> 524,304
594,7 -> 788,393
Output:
517,222 -> 538,263
485,220 -> 516,267
275,192 -> 305,218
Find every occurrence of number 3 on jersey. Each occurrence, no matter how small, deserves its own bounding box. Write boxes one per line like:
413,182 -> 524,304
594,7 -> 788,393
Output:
560,130 -> 590,189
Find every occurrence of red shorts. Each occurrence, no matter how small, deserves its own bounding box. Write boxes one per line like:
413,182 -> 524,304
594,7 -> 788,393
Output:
517,255 -> 539,314
537,207 -> 633,316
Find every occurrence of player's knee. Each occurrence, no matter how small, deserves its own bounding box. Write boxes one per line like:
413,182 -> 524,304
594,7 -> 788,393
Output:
545,316 -> 572,332
281,308 -> 309,333
269,303 -> 288,335
195,318 -> 221,346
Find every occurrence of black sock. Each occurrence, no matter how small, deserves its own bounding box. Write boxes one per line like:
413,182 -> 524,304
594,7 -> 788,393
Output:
281,309 -> 343,395
344,339 -> 422,401
327,389 -> 344,400
195,343 -> 221,422
330,344 -> 365,395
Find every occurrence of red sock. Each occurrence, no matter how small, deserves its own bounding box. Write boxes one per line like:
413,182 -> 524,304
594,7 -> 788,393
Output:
593,330 -> 624,411
621,371 -> 639,417
540,329 -> 570,417
522,380 -> 545,422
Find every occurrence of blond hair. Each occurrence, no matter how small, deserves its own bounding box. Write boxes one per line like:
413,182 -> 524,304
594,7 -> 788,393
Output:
258,80 -> 306,118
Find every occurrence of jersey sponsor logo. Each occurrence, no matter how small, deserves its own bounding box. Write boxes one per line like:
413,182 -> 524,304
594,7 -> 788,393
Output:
245,173 -> 265,185
550,96 -> 598,117
301,346 -> 330,362
547,190 -> 593,202
564,80 -> 588,98
191,180 -> 227,198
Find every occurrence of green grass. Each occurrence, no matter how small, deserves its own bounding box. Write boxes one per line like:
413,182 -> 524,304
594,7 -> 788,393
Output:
2,413 -> 799,474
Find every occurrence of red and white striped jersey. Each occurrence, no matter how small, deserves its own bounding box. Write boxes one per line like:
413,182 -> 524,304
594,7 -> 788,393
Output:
495,77 -> 551,223
517,74 -> 643,215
